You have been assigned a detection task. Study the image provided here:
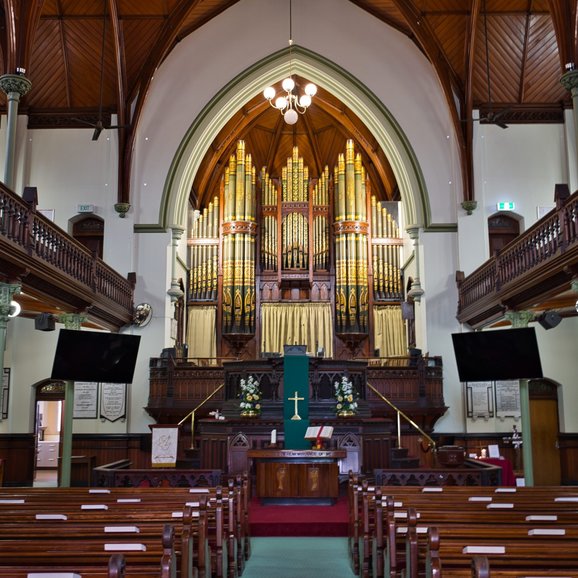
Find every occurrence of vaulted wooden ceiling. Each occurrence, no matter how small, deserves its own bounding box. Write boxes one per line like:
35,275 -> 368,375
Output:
0,0 -> 575,208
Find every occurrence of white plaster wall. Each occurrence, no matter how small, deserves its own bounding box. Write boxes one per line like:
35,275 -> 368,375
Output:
459,122 -> 567,276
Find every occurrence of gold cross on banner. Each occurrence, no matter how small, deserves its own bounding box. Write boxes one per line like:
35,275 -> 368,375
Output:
288,391 -> 304,421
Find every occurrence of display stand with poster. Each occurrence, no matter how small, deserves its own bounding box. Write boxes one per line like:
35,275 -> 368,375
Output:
150,424 -> 179,468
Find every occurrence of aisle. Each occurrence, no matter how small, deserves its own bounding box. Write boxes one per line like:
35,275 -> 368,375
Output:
242,537 -> 356,578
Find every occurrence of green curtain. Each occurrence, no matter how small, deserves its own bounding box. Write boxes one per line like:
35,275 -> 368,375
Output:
187,305 -> 217,359
260,303 -> 333,357
373,306 -> 406,356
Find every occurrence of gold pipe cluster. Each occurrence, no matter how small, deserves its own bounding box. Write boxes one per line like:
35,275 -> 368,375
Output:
334,139 -> 369,333
281,212 -> 309,270
313,166 -> 330,271
222,140 -> 256,334
282,146 -> 309,202
371,195 -> 402,300
260,169 -> 278,271
189,196 -> 219,301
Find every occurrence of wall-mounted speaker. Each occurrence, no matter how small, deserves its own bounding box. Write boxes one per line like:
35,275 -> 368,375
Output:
537,311 -> 562,330
34,313 -> 55,331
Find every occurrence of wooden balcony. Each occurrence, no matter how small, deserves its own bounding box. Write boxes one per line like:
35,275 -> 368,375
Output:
0,182 -> 134,331
456,187 -> 578,329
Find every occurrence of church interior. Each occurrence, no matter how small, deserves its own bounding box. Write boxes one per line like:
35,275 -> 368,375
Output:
0,0 -> 577,575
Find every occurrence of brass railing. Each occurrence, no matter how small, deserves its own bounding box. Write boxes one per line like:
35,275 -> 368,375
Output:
178,383 -> 225,449
367,381 -> 436,451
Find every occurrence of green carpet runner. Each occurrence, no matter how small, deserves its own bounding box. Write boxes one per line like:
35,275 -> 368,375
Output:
241,537 -> 356,578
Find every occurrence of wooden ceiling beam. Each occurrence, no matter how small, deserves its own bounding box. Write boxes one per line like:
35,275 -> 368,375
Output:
120,0 -> 212,206
391,0 -> 471,204
547,0 -> 578,71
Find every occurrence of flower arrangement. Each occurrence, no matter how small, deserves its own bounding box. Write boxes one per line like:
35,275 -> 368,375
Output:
239,375 -> 261,416
334,375 -> 358,416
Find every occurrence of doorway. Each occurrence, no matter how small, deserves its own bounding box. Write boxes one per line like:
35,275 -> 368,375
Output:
529,379 -> 561,485
34,381 -> 65,486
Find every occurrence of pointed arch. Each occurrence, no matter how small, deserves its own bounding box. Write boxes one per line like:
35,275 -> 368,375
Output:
160,46 -> 430,230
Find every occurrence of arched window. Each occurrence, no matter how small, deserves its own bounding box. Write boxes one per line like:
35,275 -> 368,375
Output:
488,213 -> 521,256
69,214 -> 104,258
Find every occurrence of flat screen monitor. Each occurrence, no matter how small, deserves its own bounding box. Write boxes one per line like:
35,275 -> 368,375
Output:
451,327 -> 543,382
51,329 -> 141,383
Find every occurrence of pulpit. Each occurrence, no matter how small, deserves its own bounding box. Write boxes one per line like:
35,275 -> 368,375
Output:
248,448 -> 346,504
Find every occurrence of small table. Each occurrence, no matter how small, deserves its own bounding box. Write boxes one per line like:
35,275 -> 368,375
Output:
247,449 -> 346,504
479,457 -> 516,486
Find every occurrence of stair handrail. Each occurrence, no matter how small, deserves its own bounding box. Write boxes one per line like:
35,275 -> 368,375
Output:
178,383 -> 224,449
367,381 -> 436,451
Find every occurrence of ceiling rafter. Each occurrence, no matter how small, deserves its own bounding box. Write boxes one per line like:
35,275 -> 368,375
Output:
390,0 -> 470,203
120,0 -> 207,205
546,0 -> 577,70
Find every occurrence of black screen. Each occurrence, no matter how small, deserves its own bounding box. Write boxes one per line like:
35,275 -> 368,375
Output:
451,327 -> 543,382
51,329 -> 141,383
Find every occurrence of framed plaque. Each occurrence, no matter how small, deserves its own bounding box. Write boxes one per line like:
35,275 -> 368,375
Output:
465,381 -> 494,419
1,368 -> 10,419
495,380 -> 521,418
73,381 -> 98,419
100,382 -> 127,422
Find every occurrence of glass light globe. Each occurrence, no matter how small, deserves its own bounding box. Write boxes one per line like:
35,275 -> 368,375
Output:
263,86 -> 276,100
299,94 -> 311,108
275,96 -> 288,110
284,109 -> 298,125
282,77 -> 295,92
304,83 -> 317,96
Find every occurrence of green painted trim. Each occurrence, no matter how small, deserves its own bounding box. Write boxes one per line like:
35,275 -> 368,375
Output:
134,224 -> 167,234
159,45 -> 433,230
423,223 -> 458,233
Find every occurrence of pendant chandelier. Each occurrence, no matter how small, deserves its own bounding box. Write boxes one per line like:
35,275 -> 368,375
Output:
263,0 -> 317,125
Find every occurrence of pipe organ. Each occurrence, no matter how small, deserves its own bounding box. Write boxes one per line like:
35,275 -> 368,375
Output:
221,141 -> 257,335
188,138 -> 405,357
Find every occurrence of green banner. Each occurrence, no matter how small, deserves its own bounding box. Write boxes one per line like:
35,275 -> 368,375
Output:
283,353 -> 310,449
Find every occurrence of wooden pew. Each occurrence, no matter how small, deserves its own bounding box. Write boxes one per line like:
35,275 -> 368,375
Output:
0,482 -> 251,578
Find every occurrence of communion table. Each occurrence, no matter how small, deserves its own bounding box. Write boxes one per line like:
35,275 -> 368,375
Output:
247,448 -> 346,504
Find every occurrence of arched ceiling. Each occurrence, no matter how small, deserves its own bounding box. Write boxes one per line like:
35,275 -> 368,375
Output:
0,0 -> 575,207
192,77 -> 397,208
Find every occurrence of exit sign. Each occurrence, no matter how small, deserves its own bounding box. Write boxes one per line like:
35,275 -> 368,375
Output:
77,204 -> 95,213
497,201 -> 515,211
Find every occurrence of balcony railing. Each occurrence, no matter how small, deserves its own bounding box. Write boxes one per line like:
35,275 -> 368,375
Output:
457,188 -> 578,328
0,182 -> 134,328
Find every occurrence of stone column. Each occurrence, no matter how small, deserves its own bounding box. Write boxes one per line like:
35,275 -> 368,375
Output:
167,226 -> 185,303
405,225 -> 424,302
561,68 -> 578,179
0,74 -> 32,191
0,283 -> 21,422
56,313 -> 86,487
505,310 -> 536,487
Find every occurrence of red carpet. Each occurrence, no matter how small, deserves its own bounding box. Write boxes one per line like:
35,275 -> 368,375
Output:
248,496 -> 349,537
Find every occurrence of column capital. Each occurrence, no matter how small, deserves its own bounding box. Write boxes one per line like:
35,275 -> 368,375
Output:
405,224 -> 420,240
114,202 -> 131,218
505,310 -> 534,328
461,200 -> 478,215
0,74 -> 32,98
0,283 -> 22,321
560,69 -> 578,94
170,225 -> 185,241
57,313 -> 87,330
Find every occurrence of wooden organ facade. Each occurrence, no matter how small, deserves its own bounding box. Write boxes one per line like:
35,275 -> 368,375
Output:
187,139 -> 406,360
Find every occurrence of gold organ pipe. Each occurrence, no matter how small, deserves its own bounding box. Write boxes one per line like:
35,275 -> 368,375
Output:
235,141 -> 245,221
345,140 -> 355,221
224,167 -> 231,222
337,157 -> 345,222
228,155 -> 237,221
354,153 -> 362,221
222,235 -> 232,330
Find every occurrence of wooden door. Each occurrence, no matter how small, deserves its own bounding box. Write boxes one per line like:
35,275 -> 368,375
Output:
529,381 -> 561,485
